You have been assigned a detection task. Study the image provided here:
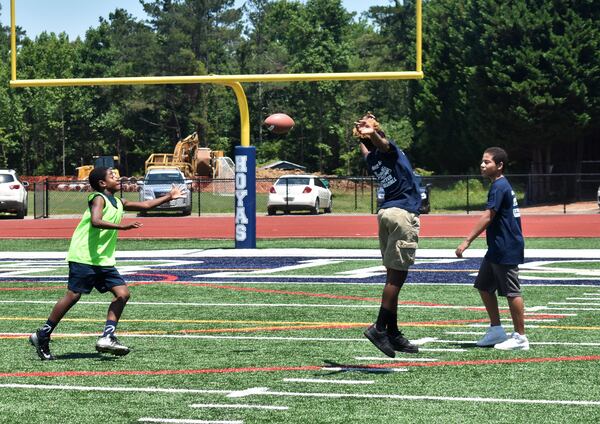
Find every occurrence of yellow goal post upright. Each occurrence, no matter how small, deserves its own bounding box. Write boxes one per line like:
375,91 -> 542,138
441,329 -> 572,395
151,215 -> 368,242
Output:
9,0 -> 423,248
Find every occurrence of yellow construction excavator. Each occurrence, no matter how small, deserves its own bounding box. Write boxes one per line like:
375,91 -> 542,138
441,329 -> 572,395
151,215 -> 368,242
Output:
144,132 -> 233,179
76,156 -> 121,180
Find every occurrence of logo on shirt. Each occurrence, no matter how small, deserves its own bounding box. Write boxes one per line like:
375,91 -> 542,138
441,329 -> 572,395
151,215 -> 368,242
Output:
371,161 -> 397,189
512,190 -> 521,218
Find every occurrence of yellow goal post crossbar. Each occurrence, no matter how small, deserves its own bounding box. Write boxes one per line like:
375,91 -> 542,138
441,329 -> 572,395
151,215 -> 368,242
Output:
9,0 -> 422,147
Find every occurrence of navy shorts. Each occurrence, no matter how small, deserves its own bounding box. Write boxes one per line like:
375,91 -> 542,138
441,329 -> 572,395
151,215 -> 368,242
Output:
67,262 -> 126,294
474,258 -> 522,298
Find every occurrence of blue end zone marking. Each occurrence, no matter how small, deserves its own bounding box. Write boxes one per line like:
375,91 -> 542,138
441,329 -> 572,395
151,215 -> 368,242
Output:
1,257 -> 599,286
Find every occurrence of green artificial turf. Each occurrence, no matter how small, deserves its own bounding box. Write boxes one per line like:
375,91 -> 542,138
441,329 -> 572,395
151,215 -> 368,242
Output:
1,254 -> 600,423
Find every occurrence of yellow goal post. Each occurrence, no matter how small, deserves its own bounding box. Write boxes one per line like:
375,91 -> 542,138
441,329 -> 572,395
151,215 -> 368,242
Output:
9,0 -> 423,147
9,0 -> 423,248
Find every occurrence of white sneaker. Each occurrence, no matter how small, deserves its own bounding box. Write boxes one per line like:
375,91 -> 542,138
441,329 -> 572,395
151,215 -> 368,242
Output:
494,332 -> 530,351
95,334 -> 130,356
476,326 -> 508,347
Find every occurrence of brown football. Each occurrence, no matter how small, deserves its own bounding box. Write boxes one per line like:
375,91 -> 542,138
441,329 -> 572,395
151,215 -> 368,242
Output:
264,113 -> 295,134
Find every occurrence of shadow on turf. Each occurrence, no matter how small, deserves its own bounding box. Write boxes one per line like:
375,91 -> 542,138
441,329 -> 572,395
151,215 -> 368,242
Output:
320,359 -> 397,375
456,343 -> 479,349
54,352 -> 119,361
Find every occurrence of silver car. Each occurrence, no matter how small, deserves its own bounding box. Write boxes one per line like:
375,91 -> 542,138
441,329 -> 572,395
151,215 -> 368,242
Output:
139,168 -> 192,215
0,169 -> 28,219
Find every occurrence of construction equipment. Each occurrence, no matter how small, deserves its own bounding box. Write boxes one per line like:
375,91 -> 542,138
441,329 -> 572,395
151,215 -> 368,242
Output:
144,132 -> 233,179
76,156 -> 121,180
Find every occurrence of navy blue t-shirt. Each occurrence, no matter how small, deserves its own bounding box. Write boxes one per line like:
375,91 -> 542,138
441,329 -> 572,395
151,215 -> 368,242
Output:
365,140 -> 422,214
484,177 -> 524,265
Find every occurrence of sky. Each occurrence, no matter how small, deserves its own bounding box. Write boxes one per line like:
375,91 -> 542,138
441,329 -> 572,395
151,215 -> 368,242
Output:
0,0 -> 388,39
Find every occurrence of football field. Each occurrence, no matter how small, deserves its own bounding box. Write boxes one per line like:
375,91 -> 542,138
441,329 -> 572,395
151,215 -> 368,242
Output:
1,248 -> 600,423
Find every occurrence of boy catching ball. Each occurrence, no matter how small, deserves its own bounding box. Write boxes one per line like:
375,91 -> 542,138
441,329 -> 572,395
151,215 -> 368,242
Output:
30,167 -> 186,360
355,113 -> 422,358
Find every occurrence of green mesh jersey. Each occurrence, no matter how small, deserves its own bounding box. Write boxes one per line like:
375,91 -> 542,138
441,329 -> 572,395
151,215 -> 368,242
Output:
66,192 -> 124,266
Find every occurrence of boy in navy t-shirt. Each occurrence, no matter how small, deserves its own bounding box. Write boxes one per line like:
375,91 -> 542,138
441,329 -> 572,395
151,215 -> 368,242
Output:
355,113 -> 422,358
456,147 -> 529,350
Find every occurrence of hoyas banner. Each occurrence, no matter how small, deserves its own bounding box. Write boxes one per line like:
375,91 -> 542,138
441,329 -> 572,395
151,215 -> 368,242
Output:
234,146 -> 256,248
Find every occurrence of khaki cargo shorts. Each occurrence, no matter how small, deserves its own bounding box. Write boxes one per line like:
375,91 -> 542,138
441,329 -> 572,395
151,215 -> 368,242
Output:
377,207 -> 420,271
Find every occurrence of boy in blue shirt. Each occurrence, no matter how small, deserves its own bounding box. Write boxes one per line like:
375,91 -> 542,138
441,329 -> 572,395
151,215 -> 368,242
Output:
456,147 -> 529,350
355,113 -> 422,357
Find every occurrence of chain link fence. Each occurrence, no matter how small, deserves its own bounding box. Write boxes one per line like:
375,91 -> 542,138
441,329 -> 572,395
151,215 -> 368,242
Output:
24,173 -> 600,218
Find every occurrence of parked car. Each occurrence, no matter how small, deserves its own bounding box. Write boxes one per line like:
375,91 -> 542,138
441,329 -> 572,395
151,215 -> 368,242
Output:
138,168 -> 192,215
0,169 -> 28,219
377,173 -> 431,214
267,174 -> 333,215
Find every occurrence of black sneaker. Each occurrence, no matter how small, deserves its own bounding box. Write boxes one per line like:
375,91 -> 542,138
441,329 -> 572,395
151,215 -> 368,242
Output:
363,325 -> 395,358
29,329 -> 54,360
389,332 -> 419,354
95,334 -> 130,356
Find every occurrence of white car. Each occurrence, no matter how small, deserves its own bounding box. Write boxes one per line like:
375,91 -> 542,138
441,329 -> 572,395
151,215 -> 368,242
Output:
0,169 -> 28,219
138,168 -> 192,216
267,174 -> 333,215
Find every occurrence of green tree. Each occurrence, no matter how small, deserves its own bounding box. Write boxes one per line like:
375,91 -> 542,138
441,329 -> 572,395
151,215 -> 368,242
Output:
142,0 -> 243,155
409,0 -> 600,175
242,0 -> 354,172
16,32 -> 94,175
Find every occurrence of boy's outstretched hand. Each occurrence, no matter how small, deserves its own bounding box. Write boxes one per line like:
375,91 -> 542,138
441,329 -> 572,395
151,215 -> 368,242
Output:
121,221 -> 143,230
169,183 -> 188,200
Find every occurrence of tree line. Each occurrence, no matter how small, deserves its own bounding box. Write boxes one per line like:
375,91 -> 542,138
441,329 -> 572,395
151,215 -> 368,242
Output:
0,0 -> 598,177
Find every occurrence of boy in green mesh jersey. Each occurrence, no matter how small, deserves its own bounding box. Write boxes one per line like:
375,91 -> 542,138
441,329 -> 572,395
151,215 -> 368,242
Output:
29,167 -> 186,360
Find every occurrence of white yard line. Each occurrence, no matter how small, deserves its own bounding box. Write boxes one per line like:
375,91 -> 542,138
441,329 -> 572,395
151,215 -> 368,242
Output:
5,383 -> 600,407
189,404 -> 288,411
283,378 -> 374,385
139,419 -> 242,424
0,300 -> 379,309
412,337 -> 438,345
5,332 -> 600,347
430,340 -> 600,347
355,357 -> 438,362
566,298 -> 600,301
550,302 -> 600,306
321,367 -> 408,373
0,300 -> 581,315
2,332 -> 368,341
4,248 -> 600,259
469,323 -> 542,328
252,389 -> 600,406
544,307 -> 600,311
0,383 -> 229,395
227,387 -> 270,398
445,332 -> 485,335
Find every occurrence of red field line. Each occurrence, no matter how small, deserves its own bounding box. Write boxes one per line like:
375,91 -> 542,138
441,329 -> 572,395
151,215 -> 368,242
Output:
172,282 -> 381,302
3,355 -> 600,378
2,214 -> 599,239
